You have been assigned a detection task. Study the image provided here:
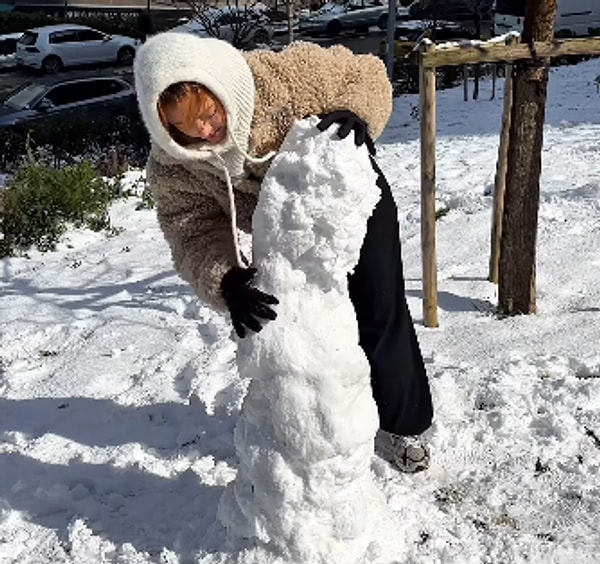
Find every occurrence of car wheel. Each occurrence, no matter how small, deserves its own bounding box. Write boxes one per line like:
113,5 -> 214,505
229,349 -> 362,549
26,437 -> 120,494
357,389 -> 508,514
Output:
377,14 -> 388,30
253,28 -> 270,44
117,46 -> 135,66
41,55 -> 62,74
326,20 -> 342,36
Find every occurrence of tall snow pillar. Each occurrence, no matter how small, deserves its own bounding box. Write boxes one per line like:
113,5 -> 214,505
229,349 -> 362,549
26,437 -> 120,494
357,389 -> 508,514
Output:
218,117 -> 383,564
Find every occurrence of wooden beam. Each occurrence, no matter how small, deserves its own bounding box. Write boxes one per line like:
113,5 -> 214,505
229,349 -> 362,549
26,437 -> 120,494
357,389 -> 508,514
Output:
488,65 -> 514,284
419,41 -> 439,328
420,36 -> 600,68
489,34 -> 519,284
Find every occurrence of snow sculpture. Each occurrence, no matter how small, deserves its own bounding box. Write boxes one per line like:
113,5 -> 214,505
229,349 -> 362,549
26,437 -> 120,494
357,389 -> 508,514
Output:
218,117 -> 383,563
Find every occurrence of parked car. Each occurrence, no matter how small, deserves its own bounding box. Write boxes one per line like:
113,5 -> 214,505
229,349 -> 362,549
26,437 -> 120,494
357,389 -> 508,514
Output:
0,74 -> 137,136
170,6 -> 274,47
0,32 -> 22,69
494,0 -> 600,38
15,24 -> 139,74
298,0 -> 409,36
379,21 -> 477,60
408,0 -> 494,22
260,7 -> 300,35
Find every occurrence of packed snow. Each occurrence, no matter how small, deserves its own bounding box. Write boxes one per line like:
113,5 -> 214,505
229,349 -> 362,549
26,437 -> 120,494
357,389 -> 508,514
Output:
218,118 -> 384,563
1,58 -> 600,563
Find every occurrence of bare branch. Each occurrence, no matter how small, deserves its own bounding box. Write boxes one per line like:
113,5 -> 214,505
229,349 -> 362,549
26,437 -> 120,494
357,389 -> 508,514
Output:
180,0 -> 272,48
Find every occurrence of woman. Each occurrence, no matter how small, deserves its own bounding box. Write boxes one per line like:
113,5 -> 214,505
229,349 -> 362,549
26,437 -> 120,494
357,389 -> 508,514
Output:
134,33 -> 433,473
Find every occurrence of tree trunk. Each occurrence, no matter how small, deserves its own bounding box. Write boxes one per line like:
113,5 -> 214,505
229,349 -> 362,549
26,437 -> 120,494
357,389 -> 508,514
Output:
498,0 -> 558,315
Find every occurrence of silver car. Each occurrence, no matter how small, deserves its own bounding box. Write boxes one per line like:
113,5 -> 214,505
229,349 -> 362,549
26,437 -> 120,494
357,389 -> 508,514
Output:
298,0 -> 406,36
15,24 -> 139,74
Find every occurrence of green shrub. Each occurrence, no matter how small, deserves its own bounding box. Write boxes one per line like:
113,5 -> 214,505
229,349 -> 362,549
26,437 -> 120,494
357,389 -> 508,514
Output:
136,180 -> 155,210
0,111 -> 150,173
0,11 -> 61,35
0,159 -> 116,256
0,11 -> 140,37
0,10 -> 185,38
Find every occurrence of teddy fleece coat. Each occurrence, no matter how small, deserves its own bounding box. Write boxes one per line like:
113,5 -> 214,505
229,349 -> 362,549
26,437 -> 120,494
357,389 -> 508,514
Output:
136,37 -> 393,309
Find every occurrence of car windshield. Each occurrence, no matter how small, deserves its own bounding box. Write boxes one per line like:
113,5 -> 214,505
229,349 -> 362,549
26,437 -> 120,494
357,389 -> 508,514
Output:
18,31 -> 38,46
315,3 -> 339,14
4,83 -> 47,110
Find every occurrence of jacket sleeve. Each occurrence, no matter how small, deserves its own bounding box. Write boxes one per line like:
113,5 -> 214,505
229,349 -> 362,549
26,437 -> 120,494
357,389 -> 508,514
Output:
146,154 -> 239,310
245,41 -> 393,156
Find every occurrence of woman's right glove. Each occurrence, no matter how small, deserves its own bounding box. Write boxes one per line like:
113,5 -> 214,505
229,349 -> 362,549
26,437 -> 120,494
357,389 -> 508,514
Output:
317,110 -> 376,156
220,266 -> 279,338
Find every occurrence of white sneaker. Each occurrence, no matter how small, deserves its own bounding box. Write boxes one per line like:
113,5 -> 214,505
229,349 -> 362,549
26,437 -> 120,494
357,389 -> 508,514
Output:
374,429 -> 430,473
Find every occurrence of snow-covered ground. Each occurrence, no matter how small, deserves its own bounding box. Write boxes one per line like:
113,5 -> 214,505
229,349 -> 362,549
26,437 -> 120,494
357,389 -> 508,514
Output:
1,59 -> 600,563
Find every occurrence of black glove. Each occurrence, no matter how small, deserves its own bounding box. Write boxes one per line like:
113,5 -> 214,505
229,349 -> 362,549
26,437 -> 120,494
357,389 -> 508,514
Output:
317,110 -> 376,156
220,266 -> 279,338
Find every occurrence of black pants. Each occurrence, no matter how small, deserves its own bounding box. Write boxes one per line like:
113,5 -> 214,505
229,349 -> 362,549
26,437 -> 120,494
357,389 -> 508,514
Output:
348,159 -> 433,437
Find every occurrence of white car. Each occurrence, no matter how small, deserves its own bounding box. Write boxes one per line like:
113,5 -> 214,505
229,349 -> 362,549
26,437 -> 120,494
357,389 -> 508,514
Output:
15,24 -> 139,74
171,6 -> 274,47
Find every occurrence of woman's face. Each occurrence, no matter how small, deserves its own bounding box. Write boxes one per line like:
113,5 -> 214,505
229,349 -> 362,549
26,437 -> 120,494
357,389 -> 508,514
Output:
163,93 -> 227,145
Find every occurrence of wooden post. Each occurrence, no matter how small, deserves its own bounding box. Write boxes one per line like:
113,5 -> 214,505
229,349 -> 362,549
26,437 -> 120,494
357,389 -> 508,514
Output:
413,32 -> 600,325
419,40 -> 439,328
489,35 -> 518,283
287,0 -> 294,43
463,65 -> 468,101
385,0 -> 397,79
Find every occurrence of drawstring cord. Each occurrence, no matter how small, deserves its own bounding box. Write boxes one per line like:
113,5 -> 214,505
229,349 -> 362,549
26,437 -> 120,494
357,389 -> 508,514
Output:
209,140 -> 276,269
210,149 -> 245,268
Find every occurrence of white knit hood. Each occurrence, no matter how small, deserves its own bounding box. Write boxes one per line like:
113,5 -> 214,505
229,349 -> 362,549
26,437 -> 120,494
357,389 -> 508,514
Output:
134,32 -> 256,178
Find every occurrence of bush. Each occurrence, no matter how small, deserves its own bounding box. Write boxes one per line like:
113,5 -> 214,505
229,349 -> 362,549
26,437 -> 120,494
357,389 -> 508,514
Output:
136,183 -> 155,210
0,159 -> 117,256
0,10 -> 184,39
0,110 -> 150,173
0,11 -> 140,38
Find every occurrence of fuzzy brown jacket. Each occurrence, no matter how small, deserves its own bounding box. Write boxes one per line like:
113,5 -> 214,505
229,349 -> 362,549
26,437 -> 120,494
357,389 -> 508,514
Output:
146,41 -> 393,309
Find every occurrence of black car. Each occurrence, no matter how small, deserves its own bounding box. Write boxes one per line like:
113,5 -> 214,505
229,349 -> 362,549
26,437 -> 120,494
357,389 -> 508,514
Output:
379,21 -> 477,60
409,0 -> 494,22
0,74 -> 137,136
0,33 -> 22,57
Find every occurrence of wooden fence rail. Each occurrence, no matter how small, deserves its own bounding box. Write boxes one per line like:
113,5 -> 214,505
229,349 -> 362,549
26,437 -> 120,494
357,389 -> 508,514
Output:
420,35 -> 600,68
418,34 -> 600,328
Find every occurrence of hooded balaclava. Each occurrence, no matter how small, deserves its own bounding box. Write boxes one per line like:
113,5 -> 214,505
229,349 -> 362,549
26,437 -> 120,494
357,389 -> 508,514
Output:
133,32 -> 256,178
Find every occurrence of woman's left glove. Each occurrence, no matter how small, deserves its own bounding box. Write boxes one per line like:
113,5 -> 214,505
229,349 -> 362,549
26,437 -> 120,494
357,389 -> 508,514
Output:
220,266 -> 279,338
317,110 -> 376,156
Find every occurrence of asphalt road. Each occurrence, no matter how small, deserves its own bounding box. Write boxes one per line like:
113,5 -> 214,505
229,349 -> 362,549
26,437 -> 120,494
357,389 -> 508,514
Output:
0,29 -> 386,100
285,27 -> 386,54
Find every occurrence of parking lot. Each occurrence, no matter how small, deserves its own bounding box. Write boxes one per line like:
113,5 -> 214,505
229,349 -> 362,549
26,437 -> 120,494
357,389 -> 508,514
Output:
0,28 -> 388,100
0,15 -> 493,100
